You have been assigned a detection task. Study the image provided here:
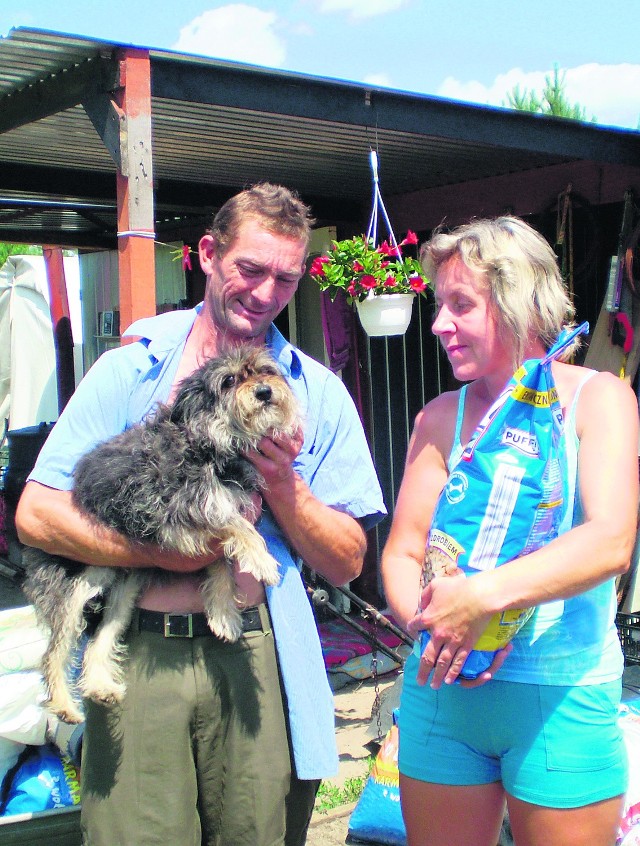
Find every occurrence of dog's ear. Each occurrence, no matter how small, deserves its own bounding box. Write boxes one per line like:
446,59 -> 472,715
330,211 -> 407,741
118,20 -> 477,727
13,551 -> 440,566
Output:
169,369 -> 215,426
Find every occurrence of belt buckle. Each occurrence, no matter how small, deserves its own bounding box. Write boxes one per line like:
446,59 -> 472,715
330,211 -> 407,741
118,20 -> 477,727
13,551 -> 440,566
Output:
163,613 -> 194,638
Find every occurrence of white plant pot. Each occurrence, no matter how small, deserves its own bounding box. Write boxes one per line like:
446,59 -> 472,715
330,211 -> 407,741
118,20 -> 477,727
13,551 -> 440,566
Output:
355,293 -> 415,337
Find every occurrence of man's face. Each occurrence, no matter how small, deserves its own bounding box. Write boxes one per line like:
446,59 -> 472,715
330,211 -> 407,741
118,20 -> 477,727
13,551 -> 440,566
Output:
200,218 -> 307,342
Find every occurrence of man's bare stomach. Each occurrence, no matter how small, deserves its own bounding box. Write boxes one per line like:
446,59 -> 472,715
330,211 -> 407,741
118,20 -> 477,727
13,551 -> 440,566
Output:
138,567 -> 266,612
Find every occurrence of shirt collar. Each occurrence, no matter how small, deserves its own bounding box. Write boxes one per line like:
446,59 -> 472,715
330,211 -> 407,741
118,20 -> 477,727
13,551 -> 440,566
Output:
266,323 -> 302,379
125,304 -> 301,378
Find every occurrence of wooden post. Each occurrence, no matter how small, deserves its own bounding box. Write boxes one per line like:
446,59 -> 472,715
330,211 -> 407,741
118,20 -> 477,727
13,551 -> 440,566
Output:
43,246 -> 75,412
114,48 -> 156,338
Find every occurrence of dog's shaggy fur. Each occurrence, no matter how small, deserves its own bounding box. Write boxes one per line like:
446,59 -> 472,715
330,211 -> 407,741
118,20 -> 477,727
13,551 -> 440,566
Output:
23,345 -> 301,723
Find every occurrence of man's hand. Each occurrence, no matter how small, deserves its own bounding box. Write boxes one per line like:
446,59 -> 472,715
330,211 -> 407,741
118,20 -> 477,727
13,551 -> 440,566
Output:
246,426 -> 304,492
243,426 -> 366,585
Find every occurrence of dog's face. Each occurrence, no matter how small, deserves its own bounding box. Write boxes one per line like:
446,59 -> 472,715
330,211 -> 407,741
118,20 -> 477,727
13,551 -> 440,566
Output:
170,345 -> 301,452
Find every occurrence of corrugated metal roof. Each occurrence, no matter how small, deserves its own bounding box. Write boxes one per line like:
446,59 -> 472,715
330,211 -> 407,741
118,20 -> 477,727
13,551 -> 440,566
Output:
0,27 -> 639,248
0,28 -> 110,95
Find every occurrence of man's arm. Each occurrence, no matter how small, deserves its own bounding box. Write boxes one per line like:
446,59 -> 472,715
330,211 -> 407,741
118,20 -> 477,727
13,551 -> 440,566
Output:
16,481 -> 218,573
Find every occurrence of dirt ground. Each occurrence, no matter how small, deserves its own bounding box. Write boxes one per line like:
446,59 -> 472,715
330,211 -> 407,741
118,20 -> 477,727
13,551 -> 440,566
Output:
306,672 -> 402,846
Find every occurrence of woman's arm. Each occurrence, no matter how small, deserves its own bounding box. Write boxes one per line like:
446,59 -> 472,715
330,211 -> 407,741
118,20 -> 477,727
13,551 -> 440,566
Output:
412,370 -> 639,687
474,371 -> 638,605
381,394 -> 455,630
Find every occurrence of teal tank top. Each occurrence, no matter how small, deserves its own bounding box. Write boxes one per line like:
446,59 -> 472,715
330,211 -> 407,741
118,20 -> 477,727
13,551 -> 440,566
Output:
447,373 -> 623,685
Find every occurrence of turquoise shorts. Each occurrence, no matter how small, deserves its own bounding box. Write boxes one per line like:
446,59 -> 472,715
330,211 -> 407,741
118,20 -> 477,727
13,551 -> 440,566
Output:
398,651 -> 627,808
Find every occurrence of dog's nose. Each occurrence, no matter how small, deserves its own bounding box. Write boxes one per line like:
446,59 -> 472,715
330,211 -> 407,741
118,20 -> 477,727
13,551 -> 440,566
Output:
255,384 -> 273,403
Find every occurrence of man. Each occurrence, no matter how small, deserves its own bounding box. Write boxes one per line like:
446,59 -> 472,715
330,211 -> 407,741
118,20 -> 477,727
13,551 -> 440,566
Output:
16,183 -> 386,846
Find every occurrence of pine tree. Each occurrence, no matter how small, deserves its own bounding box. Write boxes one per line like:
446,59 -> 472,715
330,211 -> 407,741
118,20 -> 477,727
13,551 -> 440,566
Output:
504,65 -> 595,122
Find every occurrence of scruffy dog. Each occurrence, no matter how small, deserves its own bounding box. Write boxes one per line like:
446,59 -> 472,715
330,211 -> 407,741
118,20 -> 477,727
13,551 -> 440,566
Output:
23,344 -> 301,723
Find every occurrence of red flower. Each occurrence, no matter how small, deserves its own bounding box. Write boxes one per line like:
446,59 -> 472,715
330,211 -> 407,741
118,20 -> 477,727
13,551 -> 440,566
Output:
352,260 -> 364,272
310,256 -> 330,276
409,275 -> 428,293
377,240 -> 401,257
360,275 -> 378,290
347,282 -> 357,297
402,230 -> 418,245
383,276 -> 397,287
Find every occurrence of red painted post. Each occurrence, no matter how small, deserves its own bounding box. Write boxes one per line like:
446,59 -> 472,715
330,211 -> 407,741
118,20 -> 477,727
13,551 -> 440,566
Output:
43,246 -> 75,412
114,48 -> 156,340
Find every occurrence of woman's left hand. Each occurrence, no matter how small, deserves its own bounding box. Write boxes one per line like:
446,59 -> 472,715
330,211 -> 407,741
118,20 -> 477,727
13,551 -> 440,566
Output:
407,573 -> 496,688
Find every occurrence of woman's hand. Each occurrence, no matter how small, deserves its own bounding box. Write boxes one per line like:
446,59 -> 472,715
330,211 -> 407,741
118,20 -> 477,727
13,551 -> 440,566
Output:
407,573 -> 497,688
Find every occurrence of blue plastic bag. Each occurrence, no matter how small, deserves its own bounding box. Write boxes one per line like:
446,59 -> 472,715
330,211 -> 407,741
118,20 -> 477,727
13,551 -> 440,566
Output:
421,323 -> 588,679
1,744 -> 81,816
348,716 -> 406,846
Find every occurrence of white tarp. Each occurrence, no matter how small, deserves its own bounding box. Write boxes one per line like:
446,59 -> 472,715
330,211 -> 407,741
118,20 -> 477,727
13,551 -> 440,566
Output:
0,256 -> 59,431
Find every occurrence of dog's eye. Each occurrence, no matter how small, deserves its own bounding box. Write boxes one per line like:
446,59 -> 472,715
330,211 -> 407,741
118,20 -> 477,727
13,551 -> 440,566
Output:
221,375 -> 236,390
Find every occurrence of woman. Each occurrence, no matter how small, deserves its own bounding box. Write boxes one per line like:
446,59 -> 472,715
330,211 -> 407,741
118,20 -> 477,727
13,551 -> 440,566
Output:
381,216 -> 639,846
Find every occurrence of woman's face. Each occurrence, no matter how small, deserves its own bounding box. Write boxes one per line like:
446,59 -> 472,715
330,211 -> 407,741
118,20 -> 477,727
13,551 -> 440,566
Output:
432,256 -> 512,384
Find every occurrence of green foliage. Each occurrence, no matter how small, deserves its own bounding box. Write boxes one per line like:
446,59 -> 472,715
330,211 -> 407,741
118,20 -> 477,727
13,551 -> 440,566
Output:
309,231 -> 430,304
314,775 -> 368,814
504,65 -> 596,123
314,756 -> 376,814
0,243 -> 43,268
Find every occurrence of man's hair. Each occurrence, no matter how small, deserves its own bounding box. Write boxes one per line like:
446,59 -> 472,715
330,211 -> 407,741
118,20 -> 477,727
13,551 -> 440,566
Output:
420,216 -> 576,364
207,183 -> 315,256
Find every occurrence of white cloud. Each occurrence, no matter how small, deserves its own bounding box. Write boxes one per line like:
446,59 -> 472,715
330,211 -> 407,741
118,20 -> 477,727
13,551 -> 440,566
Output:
363,72 -> 394,88
319,0 -> 410,20
173,4 -> 286,67
437,64 -> 640,131
565,64 -> 640,130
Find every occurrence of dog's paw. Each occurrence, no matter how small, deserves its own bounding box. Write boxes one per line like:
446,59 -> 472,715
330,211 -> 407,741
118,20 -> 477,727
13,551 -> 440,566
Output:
82,681 -> 127,706
46,696 -> 84,726
80,665 -> 127,705
239,552 -> 280,586
260,556 -> 280,586
206,609 -> 244,643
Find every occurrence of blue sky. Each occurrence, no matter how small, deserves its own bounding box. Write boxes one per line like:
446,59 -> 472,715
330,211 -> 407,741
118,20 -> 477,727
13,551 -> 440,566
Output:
3,0 -> 640,130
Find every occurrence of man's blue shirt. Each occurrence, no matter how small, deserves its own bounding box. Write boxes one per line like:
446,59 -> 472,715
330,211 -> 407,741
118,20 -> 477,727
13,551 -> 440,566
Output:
29,306 -> 386,778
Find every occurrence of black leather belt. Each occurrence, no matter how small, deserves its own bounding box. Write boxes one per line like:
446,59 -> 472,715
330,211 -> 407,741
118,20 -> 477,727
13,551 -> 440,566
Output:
137,606 -> 263,638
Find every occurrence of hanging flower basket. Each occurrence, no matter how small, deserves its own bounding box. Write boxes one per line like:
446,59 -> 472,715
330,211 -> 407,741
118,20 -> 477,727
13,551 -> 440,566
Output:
309,151 -> 431,337
355,292 -> 415,337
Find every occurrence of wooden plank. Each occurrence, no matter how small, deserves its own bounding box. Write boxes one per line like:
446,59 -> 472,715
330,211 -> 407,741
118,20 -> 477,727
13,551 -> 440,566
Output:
114,48 -> 156,335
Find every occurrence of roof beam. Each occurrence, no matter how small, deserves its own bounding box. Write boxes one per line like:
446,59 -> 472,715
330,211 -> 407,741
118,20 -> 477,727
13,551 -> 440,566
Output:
0,161 -> 116,197
151,59 -> 640,168
0,226 -> 116,249
0,54 -> 118,134
82,92 -> 125,171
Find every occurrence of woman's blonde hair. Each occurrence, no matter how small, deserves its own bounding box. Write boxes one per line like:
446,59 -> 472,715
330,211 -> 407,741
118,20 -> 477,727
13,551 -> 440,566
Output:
420,216 -> 576,365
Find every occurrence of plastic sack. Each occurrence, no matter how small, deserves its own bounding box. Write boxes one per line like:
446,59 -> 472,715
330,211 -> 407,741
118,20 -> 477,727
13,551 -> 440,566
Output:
348,720 -> 406,846
0,605 -> 50,674
421,323 -> 588,679
0,669 -> 49,790
1,743 -> 81,816
0,670 -> 49,746
618,706 -> 640,845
